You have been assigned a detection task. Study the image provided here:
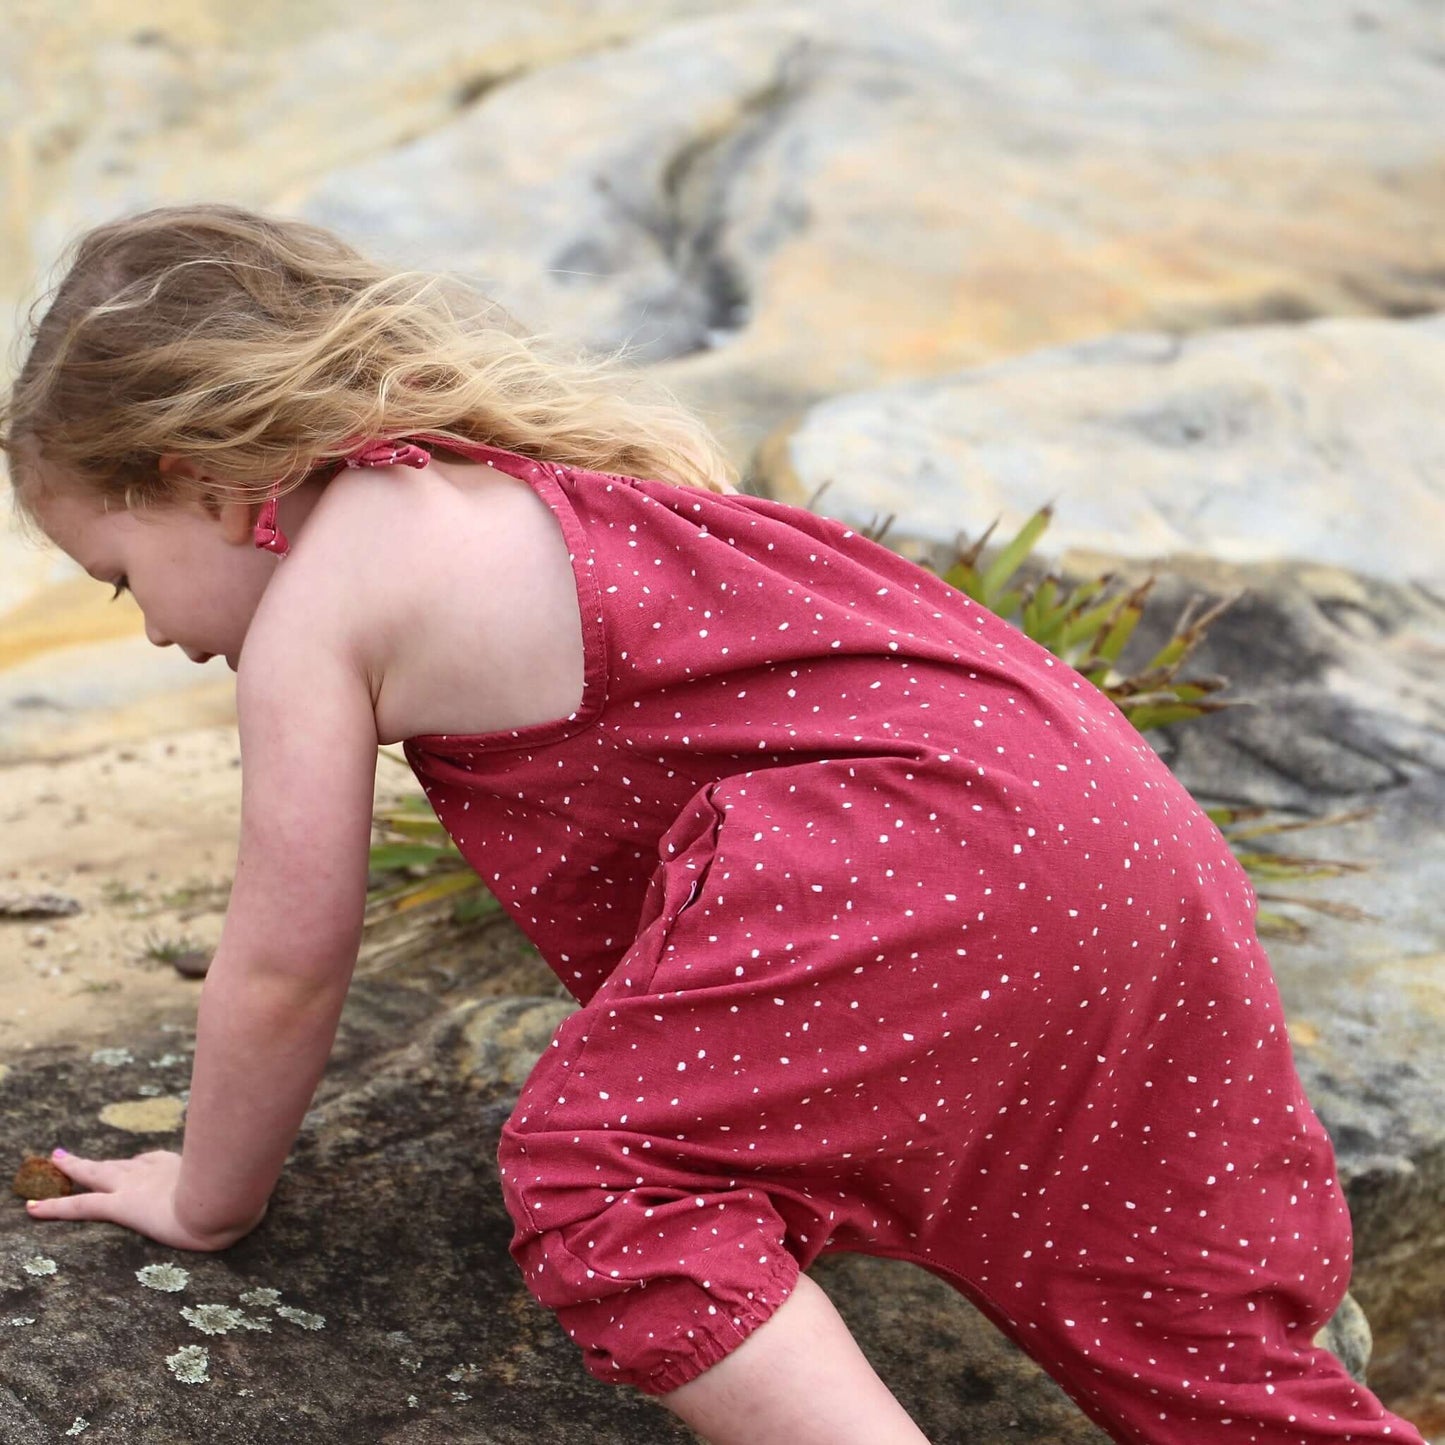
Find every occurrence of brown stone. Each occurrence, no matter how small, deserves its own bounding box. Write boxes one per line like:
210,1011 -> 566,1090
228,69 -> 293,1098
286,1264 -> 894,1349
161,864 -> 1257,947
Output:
11,1155 -> 72,1201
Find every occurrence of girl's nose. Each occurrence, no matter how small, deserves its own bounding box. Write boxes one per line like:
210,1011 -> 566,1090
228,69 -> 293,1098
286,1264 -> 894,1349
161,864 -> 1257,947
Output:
144,621 -> 173,649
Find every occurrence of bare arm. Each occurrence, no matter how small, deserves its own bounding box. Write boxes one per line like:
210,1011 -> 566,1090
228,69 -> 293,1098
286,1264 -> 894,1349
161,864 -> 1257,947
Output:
29,629 -> 380,1248
174,633 -> 379,1237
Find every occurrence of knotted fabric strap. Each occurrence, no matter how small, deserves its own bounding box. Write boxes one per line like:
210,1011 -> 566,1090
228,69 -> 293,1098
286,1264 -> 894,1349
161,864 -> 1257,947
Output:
252,438 -> 432,557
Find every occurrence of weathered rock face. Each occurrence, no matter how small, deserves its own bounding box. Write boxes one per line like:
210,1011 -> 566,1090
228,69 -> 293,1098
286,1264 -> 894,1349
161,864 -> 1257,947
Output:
2,3 -> 1441,1436
0,957 -> 1381,1444
294,0 -> 1445,460
0,970 -> 1113,1444
760,314 -> 1445,586
764,313 -> 1445,1436
768,395 -> 1445,1425
1133,561 -> 1445,1433
8,1 -> 1445,751
2,0 -> 741,316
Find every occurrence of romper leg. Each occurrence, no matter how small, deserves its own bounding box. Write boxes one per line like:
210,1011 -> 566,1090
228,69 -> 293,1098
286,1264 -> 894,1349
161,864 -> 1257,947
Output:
899,921 -> 1429,1444
496,783 -> 815,1396
974,1243 -> 1428,1444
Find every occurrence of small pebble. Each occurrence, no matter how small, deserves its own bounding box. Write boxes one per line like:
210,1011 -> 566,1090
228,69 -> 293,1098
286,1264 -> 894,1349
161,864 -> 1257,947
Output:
12,1157 -> 72,1201
170,950 -> 212,979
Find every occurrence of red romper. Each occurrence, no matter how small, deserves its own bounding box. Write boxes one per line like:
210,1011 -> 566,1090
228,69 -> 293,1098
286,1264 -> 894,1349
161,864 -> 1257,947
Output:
364,438 -> 1421,1443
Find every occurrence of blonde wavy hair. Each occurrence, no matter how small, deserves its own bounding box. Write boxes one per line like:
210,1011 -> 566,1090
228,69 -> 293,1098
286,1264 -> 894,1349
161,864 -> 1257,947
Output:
1,202 -> 737,515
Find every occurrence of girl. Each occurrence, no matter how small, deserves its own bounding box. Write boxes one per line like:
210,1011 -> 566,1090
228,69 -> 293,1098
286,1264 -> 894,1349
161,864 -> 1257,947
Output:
2,204 -> 1424,1445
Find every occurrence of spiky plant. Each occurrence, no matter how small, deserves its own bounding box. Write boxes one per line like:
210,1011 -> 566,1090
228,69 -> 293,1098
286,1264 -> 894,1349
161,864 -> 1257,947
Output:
918,502 -> 1236,733
365,787 -> 502,928
891,500 -> 1370,938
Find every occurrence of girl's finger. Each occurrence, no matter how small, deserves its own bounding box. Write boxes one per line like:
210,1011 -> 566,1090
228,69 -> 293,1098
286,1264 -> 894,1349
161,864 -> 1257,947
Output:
26,1192 -> 115,1224
48,1152 -> 117,1193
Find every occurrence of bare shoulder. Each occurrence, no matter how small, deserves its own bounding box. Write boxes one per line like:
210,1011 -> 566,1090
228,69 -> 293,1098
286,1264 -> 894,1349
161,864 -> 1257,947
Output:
250,460 -> 587,746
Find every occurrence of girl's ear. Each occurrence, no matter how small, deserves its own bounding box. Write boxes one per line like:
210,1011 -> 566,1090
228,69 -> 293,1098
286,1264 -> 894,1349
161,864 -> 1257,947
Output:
157,456 -> 256,544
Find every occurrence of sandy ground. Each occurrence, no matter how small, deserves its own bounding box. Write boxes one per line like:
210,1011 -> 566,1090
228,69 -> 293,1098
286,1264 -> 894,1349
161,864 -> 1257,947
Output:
0,725 -> 424,1057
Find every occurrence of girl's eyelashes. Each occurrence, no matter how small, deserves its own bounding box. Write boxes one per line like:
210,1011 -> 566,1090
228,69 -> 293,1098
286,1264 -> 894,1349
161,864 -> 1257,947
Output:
110,577 -> 130,601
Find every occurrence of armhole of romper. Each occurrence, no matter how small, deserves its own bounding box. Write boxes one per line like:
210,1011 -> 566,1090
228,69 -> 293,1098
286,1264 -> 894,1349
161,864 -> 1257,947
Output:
406,458 -> 610,756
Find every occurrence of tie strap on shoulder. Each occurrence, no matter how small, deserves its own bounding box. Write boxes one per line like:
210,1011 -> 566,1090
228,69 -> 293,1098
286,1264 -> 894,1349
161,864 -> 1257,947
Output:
252,438 -> 432,557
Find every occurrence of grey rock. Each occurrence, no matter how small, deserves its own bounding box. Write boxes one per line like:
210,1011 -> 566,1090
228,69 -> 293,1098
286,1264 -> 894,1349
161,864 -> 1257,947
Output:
0,959 -> 1394,1442
1315,1291 -> 1373,1388
0,892 -> 81,920
292,0 -> 1445,464
922,551 -> 1445,1428
763,313 -> 1445,586
0,975 -> 1087,1443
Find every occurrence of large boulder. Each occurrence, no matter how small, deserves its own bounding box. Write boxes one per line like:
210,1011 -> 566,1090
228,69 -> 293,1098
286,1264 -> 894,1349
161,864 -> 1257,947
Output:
295,0 -> 1445,459
756,310 -> 1445,1430
1139,559 -> 1445,1434
9,1 -> 1445,755
0,917 -> 1397,1443
758,313 -> 1445,585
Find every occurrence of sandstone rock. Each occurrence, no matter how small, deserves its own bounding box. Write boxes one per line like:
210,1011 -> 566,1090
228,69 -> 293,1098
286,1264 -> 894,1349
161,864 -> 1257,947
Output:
2,0 -> 740,326
0,892 -> 81,920
766,310 -> 1445,1424
295,0 -> 1445,463
0,978 -> 1083,1443
761,314 -> 1445,585
10,1 -> 1445,753
1136,560 -> 1445,1434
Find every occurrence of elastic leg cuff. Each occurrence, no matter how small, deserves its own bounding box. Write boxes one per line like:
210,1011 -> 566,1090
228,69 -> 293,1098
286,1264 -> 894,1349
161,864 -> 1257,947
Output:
626,1252 -> 801,1396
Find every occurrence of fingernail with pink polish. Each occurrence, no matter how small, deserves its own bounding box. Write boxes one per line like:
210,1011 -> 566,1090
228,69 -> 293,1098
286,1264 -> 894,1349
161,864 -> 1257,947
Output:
52,1147 -> 68,1159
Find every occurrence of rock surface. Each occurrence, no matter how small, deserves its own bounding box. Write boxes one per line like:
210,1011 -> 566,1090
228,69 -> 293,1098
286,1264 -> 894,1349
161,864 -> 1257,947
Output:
1,2 -> 1441,1437
295,0 -> 1445,458
0,969 -> 1114,1444
8,1 -> 1445,749
0,956 -> 1382,1444
1136,560 -> 1445,1433
761,311 -> 1445,1432
761,313 -> 1445,585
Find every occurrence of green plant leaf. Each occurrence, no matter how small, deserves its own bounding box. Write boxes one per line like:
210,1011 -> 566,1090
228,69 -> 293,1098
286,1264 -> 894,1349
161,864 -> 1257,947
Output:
1120,701 -> 1211,731
1254,908 -> 1310,941
1254,892 -> 1375,922
390,870 -> 488,913
369,842 -> 459,871
978,506 -> 1053,603
453,891 -> 504,923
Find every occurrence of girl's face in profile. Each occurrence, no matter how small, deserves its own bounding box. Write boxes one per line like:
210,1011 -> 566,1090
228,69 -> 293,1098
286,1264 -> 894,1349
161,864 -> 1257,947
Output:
29,463 -> 277,672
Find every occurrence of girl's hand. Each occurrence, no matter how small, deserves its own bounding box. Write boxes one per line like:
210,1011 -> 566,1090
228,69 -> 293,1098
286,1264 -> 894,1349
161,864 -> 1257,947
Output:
25,1149 -> 264,1252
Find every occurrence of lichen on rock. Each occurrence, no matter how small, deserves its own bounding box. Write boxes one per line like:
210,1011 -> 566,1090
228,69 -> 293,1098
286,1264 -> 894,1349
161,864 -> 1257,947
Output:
164,1344 -> 210,1385
135,1263 -> 190,1293
180,1303 -> 249,1336
98,1096 -> 185,1134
